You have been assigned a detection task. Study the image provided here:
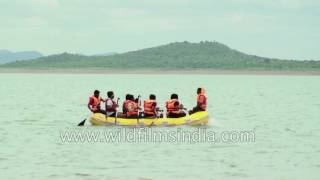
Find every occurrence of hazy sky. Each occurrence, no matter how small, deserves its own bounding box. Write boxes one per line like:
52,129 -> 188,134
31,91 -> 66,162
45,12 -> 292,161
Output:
0,0 -> 319,59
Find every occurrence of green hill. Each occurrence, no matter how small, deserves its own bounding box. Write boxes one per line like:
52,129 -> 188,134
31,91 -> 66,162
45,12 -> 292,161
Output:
1,41 -> 320,71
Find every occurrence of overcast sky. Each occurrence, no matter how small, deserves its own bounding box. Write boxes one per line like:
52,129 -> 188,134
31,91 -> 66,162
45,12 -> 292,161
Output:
0,0 -> 319,59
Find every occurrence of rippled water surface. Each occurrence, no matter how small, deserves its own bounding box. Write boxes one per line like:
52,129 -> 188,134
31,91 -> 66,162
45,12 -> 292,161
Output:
0,73 -> 319,180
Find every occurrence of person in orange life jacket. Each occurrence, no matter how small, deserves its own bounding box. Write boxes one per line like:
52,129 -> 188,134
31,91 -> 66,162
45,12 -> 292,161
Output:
88,90 -> 106,114
124,94 -> 140,118
115,94 -> 131,118
166,93 -> 186,118
122,94 -> 131,115
144,94 -> 160,118
189,87 -> 207,114
105,91 -> 118,117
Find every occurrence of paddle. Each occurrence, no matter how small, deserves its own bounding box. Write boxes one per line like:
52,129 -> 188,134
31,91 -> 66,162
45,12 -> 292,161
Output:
78,113 -> 92,126
115,98 -> 120,124
79,95 -> 100,126
78,118 -> 87,126
136,95 -> 141,123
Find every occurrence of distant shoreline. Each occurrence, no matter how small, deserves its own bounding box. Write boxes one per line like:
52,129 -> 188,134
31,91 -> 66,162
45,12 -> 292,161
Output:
0,68 -> 319,76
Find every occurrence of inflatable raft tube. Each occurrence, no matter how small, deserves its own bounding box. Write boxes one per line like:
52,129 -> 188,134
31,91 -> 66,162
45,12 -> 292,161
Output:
90,111 -> 209,126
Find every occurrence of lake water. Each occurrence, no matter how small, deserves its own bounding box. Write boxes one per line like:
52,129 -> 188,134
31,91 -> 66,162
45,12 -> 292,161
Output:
0,73 -> 319,180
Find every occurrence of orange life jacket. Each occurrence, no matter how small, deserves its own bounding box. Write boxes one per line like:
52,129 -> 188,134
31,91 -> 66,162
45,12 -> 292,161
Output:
124,100 -> 139,116
105,98 -> 117,112
90,96 -> 101,111
144,99 -> 156,115
166,99 -> 180,114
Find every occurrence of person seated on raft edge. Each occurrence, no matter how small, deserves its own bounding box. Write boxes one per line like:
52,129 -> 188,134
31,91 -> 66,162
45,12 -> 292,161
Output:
144,94 -> 162,118
116,94 -> 131,118
124,94 -> 140,118
105,91 -> 118,117
88,90 -> 106,114
166,93 -> 186,118
189,87 -> 207,115
122,94 -> 131,115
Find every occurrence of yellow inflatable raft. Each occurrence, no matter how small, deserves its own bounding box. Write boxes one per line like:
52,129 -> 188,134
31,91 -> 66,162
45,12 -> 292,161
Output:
90,111 -> 209,126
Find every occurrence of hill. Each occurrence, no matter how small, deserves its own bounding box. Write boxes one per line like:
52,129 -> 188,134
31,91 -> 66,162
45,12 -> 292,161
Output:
0,50 -> 43,64
92,52 -> 118,56
1,41 -> 319,71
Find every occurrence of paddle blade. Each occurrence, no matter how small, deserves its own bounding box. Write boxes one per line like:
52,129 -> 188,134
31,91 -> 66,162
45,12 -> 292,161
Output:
78,119 -> 86,126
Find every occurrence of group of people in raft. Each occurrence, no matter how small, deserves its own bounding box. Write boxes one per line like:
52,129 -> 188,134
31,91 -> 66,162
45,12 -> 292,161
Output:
88,87 -> 207,119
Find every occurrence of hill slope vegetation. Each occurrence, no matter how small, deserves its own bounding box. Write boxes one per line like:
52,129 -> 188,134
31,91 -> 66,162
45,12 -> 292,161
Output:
2,41 -> 319,71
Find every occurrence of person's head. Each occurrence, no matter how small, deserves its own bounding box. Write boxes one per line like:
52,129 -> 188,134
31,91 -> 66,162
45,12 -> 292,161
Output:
197,87 -> 205,95
107,91 -> 114,98
197,88 -> 202,94
129,94 -> 134,101
125,94 -> 130,100
171,93 -> 178,99
94,90 -> 100,97
150,94 -> 156,100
